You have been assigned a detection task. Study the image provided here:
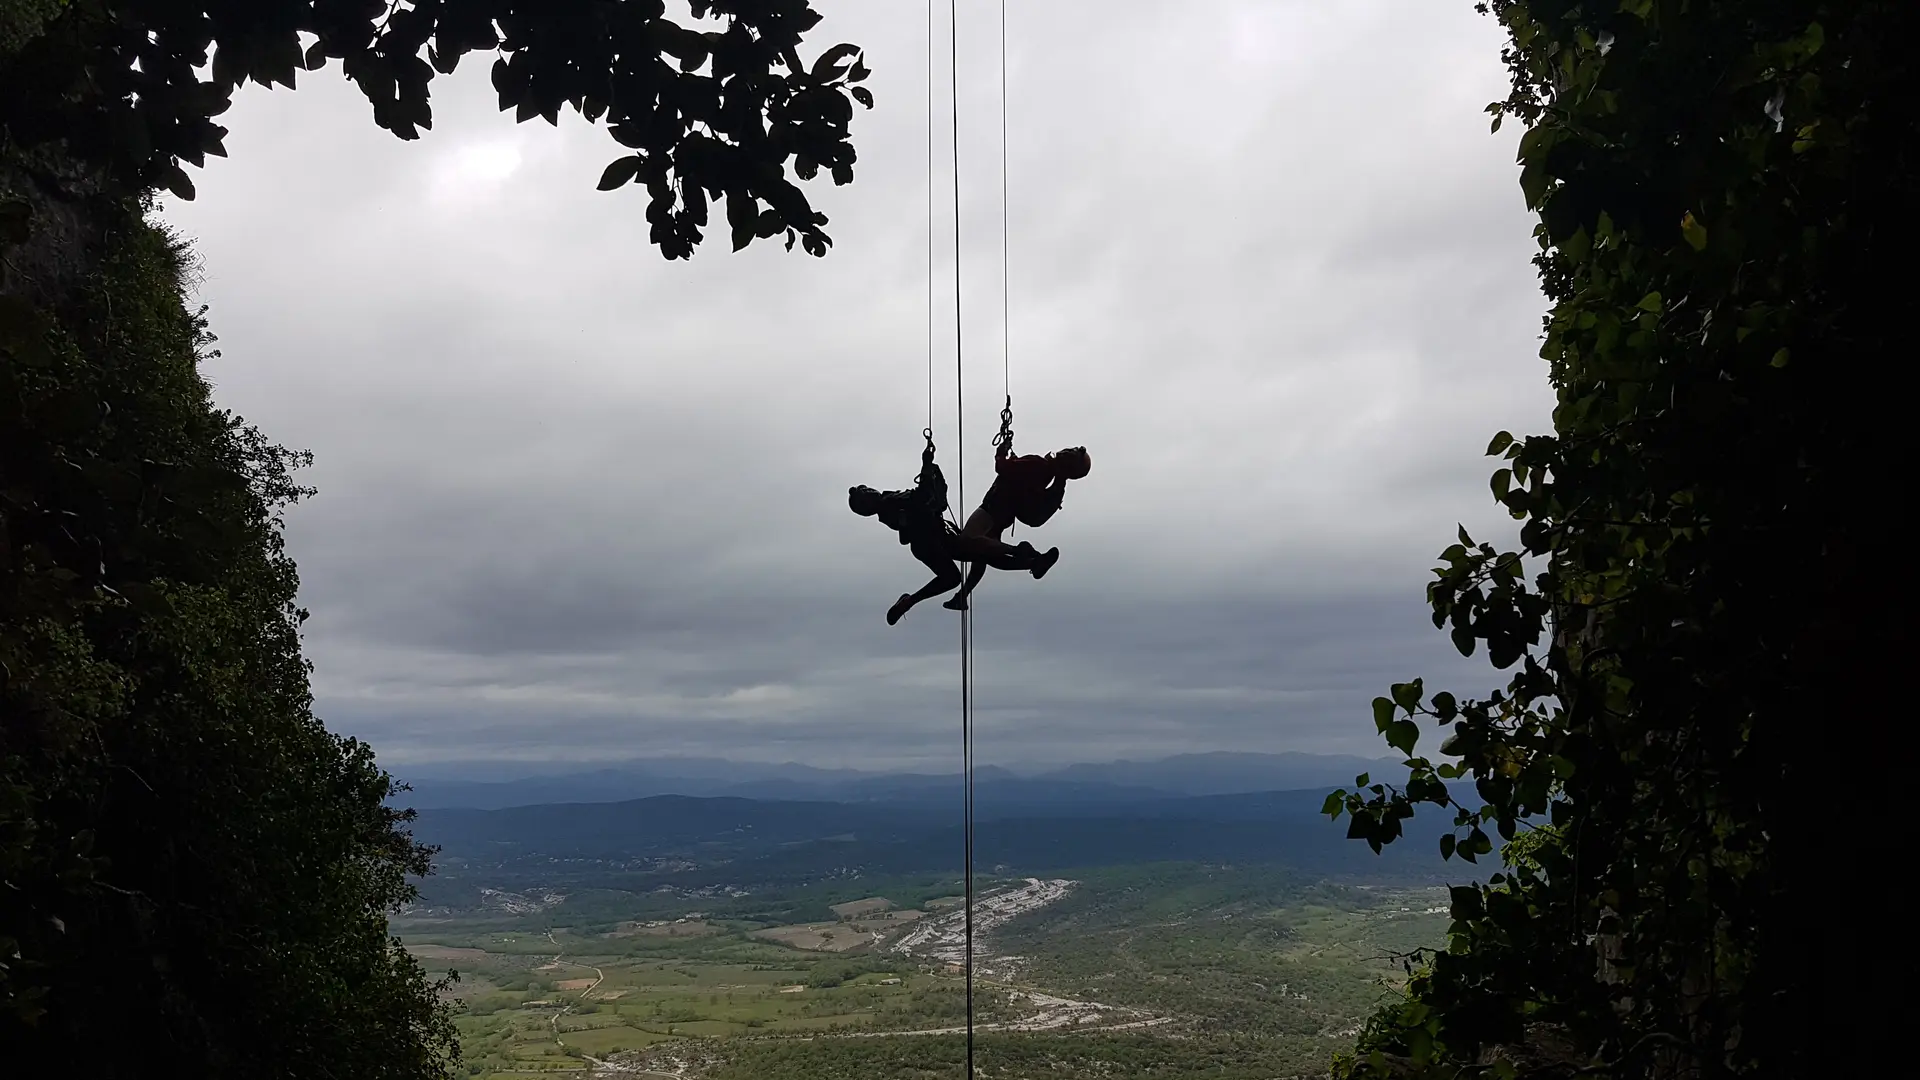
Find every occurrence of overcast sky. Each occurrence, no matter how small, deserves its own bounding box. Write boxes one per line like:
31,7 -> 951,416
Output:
157,1 -> 1552,773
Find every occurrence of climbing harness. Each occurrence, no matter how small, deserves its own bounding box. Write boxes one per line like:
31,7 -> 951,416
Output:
922,2 -> 1012,1075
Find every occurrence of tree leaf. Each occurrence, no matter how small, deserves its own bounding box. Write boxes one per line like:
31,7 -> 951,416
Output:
1371,697 -> 1397,731
1390,679 -> 1424,712
811,43 -> 860,79
1385,719 -> 1419,756
1681,211 -> 1708,251
1451,624 -> 1475,657
597,156 -> 643,191
160,163 -> 196,201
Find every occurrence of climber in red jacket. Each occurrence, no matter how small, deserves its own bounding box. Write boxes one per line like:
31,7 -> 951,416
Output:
941,441 -> 1090,611
850,436 -> 1055,625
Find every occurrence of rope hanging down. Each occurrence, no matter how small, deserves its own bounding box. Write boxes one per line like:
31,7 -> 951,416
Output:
997,0 -> 1012,438
943,2 -> 977,1076
927,2 -> 1011,1076
925,0 -> 937,448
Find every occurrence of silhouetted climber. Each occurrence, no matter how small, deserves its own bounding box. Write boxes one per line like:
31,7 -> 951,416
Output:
941,437 -> 1088,611
850,436 -> 1051,625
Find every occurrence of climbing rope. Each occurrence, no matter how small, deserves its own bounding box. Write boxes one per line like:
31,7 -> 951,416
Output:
998,0 -> 1013,437
925,0 -> 937,450
927,4 -> 1013,1075
943,3 -> 978,1076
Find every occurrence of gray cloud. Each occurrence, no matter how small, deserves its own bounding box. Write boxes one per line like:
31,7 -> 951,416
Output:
162,1 -> 1550,772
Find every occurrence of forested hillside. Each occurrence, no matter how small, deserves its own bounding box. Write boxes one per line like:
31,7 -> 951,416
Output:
2,2 -> 866,1075
1328,3 -> 1907,1077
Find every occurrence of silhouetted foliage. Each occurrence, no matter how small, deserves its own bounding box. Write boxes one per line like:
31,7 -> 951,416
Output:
1326,1 -> 1910,1076
0,0 -> 870,258
0,198 -> 456,1073
3,1 -> 865,1074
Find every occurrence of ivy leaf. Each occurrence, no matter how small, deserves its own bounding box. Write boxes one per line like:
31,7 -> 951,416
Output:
1451,623 -> 1476,657
1384,719 -> 1420,756
1391,679 -> 1424,712
1681,211 -> 1708,251
1371,697 -> 1397,732
1519,161 -> 1551,208
1405,1024 -> 1434,1063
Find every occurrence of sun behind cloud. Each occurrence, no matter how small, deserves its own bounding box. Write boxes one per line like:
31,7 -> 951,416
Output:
427,137 -> 526,211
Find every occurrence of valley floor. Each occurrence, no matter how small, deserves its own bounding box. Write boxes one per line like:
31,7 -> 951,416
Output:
396,863 -> 1448,1080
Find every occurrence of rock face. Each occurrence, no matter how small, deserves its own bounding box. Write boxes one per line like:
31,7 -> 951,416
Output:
2,153 -> 115,306
3,135 -> 456,1073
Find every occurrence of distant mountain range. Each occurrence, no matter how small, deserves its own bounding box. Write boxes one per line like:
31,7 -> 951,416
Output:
408,785 -> 1474,888
393,751 -> 1404,811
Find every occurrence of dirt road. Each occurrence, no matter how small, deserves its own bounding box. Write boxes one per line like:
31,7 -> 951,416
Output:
544,930 -> 605,1041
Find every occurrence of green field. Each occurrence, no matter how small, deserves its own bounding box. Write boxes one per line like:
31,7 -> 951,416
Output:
398,863 -> 1447,1080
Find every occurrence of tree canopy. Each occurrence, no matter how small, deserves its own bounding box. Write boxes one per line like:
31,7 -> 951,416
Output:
1327,1 -> 1908,1076
2,194 -> 458,1075
0,0 -> 871,258
4,1 -> 865,1074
